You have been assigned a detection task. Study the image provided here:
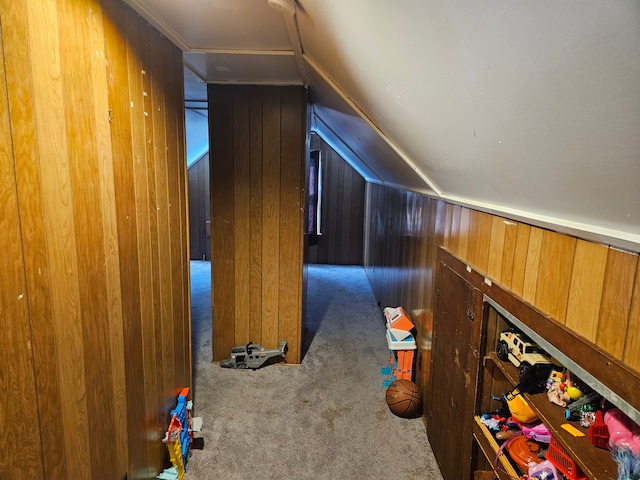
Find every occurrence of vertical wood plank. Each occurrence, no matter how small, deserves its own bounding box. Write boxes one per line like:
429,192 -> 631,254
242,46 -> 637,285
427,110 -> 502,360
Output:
472,212 -> 493,274
522,226 -> 544,304
279,87 -> 304,362
510,224 -> 531,297
0,19 -> 44,478
249,87 -> 264,342
59,0 -> 118,476
210,86 -> 236,361
89,2 -> 128,473
500,220 -> 518,289
597,249 -> 638,358
149,30 -> 175,410
535,231 -> 576,323
2,0 -> 67,476
458,207 -> 471,260
26,1 -> 92,477
565,240 -> 608,342
487,216 -> 507,282
623,260 -> 640,371
448,204 -> 462,257
102,0 -> 147,472
465,209 -> 479,266
234,88 -> 251,344
126,8 -> 159,471
262,87 -> 281,349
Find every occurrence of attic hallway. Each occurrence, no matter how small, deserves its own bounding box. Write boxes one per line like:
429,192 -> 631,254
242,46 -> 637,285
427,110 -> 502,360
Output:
185,261 -> 443,479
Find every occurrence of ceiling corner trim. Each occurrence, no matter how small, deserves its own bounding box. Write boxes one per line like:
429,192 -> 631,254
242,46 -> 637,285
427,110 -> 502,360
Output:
123,0 -> 191,51
443,194 -> 640,253
304,54 -> 442,197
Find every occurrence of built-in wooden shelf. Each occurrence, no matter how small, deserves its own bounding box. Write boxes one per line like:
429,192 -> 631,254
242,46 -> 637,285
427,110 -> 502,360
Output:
484,352 -> 618,480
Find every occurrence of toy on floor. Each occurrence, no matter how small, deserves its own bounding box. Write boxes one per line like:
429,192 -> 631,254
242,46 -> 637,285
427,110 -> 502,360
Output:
220,340 -> 287,369
385,379 -> 422,418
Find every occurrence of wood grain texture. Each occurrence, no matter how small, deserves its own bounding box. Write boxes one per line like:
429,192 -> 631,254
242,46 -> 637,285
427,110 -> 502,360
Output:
279,87 -> 305,362
261,87 -> 281,351
26,1 -> 92,477
535,231 -> 576,324
565,240 -> 608,342
89,3 -> 129,475
209,85 -> 236,361
103,0 -> 148,474
2,1 -> 191,477
59,0 -> 118,476
209,85 -> 306,362
1,0 -> 67,476
0,21 -> 44,478
499,220 -> 518,290
623,260 -> 640,371
308,134 -> 365,265
597,249 -> 637,359
510,223 -> 531,297
487,215 -> 507,282
234,88 -> 252,344
522,226 -> 544,304
249,87 -> 264,342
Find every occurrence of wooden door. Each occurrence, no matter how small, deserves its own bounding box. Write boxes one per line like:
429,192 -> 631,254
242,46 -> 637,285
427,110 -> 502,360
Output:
427,261 -> 482,480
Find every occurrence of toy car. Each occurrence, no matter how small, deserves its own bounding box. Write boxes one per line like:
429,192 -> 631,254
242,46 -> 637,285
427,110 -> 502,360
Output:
220,340 -> 288,369
496,330 -> 553,379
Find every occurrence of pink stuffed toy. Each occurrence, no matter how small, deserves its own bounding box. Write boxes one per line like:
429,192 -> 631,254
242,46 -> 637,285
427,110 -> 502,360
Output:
604,408 -> 640,455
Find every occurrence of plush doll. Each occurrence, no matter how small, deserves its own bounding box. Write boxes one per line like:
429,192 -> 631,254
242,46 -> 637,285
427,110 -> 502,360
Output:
612,446 -> 640,480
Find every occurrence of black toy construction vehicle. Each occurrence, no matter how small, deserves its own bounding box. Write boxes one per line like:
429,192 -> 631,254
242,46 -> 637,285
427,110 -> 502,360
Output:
220,340 -> 288,369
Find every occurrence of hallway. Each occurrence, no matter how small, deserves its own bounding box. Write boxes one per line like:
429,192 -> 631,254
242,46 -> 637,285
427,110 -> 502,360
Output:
185,262 -> 442,479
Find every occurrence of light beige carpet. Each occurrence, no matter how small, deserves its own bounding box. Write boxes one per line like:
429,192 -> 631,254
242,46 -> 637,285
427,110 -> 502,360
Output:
184,262 -> 443,480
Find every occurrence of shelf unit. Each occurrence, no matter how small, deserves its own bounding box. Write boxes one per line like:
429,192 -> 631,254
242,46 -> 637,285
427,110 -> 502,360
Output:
430,248 -> 640,480
475,352 -> 618,480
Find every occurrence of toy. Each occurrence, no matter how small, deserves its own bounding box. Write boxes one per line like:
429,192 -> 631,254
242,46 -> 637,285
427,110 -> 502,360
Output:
385,379 -> 422,418
496,330 -> 553,380
522,420 -> 552,443
161,388 -> 193,480
504,387 -> 539,424
220,340 -> 287,369
528,459 -> 561,479
604,408 -> 640,456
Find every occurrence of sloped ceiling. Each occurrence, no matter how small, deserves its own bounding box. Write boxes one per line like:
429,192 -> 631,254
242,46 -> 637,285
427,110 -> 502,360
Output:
123,0 -> 640,251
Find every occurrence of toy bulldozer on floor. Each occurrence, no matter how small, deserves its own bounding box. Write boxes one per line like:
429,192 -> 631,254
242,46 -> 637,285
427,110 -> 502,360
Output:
220,340 -> 288,369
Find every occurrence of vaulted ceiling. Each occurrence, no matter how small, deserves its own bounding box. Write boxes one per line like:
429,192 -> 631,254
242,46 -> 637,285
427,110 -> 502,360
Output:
123,0 -> 640,251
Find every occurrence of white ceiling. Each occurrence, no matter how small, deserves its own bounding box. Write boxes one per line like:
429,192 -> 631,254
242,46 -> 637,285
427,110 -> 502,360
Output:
123,0 -> 640,251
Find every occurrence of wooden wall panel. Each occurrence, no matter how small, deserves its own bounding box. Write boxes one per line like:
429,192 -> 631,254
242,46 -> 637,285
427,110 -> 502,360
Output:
0,0 -> 191,477
565,240 -> 608,342
209,85 -> 306,363
1,1 -> 67,477
624,260 -> 640,371
188,153 -> 211,260
307,134 -> 365,265
597,249 -> 638,357
364,183 -> 640,392
0,24 -> 44,478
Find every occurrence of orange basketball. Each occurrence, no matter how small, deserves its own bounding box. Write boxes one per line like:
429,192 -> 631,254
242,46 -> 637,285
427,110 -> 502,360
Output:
385,379 -> 422,418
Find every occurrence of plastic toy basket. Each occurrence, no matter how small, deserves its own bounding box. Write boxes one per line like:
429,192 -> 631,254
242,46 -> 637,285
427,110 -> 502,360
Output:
544,436 -> 587,480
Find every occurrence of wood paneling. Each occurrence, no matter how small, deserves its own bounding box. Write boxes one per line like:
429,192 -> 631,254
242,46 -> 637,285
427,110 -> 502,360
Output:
209,85 -> 306,363
307,134 -> 365,265
0,0 -> 191,477
364,183 -> 640,398
0,22 -> 44,478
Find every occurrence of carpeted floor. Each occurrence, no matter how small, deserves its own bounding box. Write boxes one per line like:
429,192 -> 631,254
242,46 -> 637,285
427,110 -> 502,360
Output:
184,262 -> 443,480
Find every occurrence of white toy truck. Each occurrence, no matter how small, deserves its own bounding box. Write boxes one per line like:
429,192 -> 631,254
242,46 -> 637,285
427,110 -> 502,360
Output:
496,330 -> 552,378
